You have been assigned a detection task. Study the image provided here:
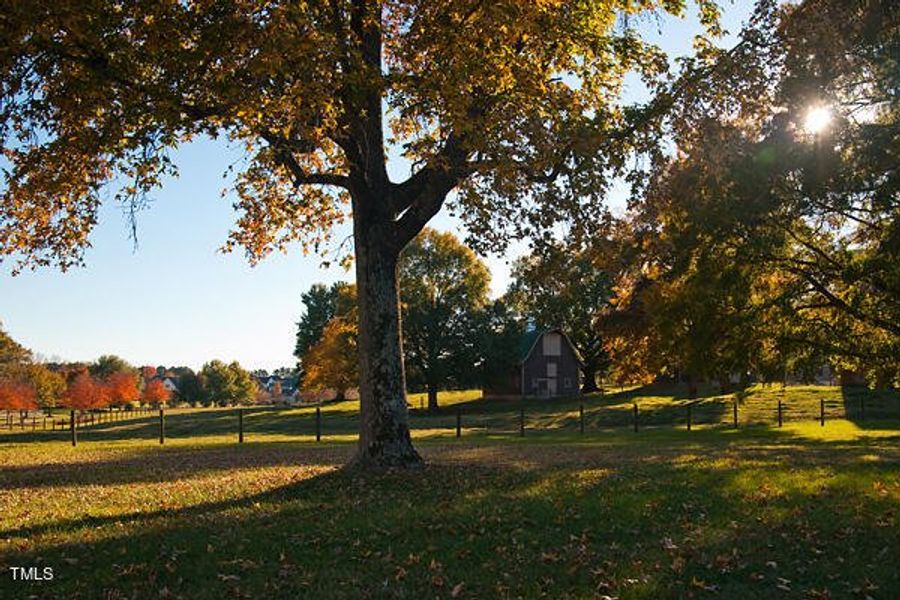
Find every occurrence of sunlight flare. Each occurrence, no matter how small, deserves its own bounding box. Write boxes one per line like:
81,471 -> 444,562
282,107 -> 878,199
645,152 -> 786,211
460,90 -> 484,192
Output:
804,105 -> 832,134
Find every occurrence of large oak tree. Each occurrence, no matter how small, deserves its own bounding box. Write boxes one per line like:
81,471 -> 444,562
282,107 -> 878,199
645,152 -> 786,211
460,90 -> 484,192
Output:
1,1 -> 717,466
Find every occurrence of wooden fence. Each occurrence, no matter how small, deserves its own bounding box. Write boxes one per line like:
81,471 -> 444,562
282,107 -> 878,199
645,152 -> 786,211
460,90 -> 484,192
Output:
2,393 -> 899,446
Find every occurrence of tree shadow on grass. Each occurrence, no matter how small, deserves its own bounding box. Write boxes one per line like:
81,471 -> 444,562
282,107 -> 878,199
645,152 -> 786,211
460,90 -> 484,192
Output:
0,443 -> 352,491
0,407 -> 362,445
840,385 -> 900,429
2,435 -> 898,599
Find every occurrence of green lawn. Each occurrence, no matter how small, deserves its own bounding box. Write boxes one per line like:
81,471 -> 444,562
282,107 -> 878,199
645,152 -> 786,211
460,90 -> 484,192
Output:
1,386 -> 898,598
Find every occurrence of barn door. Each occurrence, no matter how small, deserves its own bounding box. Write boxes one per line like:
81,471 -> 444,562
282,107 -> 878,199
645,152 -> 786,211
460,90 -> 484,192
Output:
546,363 -> 558,396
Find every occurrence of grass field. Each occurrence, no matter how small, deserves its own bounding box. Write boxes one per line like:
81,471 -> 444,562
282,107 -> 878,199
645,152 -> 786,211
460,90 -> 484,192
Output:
1,385 -> 898,599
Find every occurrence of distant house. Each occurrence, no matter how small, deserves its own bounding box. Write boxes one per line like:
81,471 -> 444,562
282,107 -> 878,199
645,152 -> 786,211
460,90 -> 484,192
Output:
255,374 -> 298,398
151,376 -> 179,394
484,328 -> 582,399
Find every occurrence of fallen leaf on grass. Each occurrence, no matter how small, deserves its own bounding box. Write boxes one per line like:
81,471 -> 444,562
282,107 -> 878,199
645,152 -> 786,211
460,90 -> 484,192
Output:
691,577 -> 720,593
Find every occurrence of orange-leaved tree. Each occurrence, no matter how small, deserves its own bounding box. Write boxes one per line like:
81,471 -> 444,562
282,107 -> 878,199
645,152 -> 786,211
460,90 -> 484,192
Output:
303,317 -> 359,402
0,1 -> 721,467
105,371 -> 141,407
142,379 -> 171,407
0,379 -> 38,412
62,373 -> 108,410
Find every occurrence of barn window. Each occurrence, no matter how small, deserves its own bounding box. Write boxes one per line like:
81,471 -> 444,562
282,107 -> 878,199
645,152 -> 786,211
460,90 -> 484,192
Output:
543,332 -> 561,356
546,363 -> 557,377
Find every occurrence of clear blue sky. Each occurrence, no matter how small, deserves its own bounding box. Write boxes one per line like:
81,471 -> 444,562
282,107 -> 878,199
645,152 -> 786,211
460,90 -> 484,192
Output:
0,2 -> 753,372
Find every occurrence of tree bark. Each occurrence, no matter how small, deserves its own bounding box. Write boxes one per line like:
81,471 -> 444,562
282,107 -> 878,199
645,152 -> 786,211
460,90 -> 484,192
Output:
351,216 -> 423,469
686,376 -> 698,400
427,383 -> 439,412
581,366 -> 599,393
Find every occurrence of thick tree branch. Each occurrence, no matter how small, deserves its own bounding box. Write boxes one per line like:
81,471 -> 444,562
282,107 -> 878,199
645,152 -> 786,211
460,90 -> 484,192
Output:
260,131 -> 350,189
785,265 -> 900,337
391,134 -> 471,250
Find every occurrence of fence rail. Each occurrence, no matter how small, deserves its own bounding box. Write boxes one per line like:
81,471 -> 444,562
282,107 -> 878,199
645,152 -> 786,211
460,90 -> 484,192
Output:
2,393 -> 899,446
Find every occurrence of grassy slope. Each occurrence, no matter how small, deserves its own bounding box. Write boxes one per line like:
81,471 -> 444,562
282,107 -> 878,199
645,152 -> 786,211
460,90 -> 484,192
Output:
1,386 -> 898,599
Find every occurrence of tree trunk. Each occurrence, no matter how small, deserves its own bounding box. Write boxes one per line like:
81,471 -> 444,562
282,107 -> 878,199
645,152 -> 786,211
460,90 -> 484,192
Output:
427,384 -> 439,412
719,372 -> 732,394
686,374 -> 698,399
581,366 -> 599,394
351,226 -> 423,469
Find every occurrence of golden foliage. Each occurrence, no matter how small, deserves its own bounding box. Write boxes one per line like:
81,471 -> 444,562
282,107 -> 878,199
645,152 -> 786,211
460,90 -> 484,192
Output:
302,316 -> 358,397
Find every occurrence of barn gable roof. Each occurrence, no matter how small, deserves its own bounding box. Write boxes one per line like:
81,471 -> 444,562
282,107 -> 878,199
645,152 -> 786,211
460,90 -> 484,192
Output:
519,328 -> 584,366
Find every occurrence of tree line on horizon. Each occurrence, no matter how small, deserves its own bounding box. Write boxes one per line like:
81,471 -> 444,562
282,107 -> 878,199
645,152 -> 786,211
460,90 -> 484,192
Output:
0,333 -> 272,412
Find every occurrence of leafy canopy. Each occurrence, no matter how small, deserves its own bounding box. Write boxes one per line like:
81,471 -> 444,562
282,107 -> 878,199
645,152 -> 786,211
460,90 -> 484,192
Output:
199,359 -> 256,405
1,0 -> 719,271
294,282 -> 357,368
0,322 -> 31,373
302,314 -> 359,398
399,229 -> 489,397
601,0 -> 900,386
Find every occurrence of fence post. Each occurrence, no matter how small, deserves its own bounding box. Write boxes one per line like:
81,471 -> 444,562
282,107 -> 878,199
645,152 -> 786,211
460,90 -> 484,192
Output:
579,403 -> 584,435
777,400 -> 783,427
519,404 -> 525,437
70,410 -> 77,446
31,417 -> 36,431
239,408 -> 244,443
733,398 -> 739,429
687,403 -> 692,431
820,398 -> 825,426
456,409 -> 461,439
633,402 -> 639,433
159,407 -> 165,445
315,406 -> 321,442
